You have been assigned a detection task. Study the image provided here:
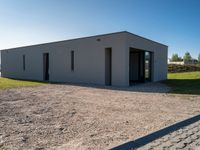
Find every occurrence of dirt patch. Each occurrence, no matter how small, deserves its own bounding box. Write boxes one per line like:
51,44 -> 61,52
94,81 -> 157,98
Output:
0,84 -> 200,150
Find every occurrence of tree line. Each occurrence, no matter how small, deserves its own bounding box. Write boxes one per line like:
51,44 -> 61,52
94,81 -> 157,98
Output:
170,52 -> 200,62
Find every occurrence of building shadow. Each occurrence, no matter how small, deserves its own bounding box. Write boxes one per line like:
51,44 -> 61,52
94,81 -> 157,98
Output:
3,77 -> 200,95
52,81 -> 171,94
2,77 -> 171,94
110,114 -> 200,150
162,79 -> 200,95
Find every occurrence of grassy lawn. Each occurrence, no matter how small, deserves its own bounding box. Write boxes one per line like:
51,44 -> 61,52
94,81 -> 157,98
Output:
163,71 -> 200,95
0,78 -> 45,90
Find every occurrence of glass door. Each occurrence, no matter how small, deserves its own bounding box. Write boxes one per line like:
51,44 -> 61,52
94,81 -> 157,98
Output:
145,51 -> 152,81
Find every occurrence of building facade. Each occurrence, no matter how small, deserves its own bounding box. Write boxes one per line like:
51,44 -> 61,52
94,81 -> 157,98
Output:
1,31 -> 168,86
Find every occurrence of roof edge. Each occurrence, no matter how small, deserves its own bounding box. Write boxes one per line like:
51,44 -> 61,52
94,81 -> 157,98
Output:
1,31 -> 127,51
124,31 -> 168,47
1,31 -> 168,51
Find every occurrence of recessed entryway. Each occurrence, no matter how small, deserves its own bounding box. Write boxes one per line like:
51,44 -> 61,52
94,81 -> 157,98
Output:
129,48 -> 153,85
129,48 -> 145,85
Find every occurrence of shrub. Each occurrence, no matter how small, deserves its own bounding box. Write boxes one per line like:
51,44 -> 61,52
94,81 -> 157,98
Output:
168,64 -> 200,73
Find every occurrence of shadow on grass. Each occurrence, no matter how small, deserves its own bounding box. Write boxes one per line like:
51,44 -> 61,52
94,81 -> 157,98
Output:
0,77 -> 47,84
162,79 -> 200,95
0,77 -> 46,90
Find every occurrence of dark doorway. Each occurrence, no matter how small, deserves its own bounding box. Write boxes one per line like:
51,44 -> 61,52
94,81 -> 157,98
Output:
130,52 -> 139,81
129,48 -> 145,85
43,53 -> 49,81
105,48 -> 112,86
129,48 -> 153,85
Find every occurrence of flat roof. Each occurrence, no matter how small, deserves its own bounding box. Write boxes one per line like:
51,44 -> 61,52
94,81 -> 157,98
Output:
125,31 -> 168,47
1,31 -> 168,51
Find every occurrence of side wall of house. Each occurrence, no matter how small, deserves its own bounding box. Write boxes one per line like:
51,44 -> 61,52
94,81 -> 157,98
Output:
125,33 -> 168,84
1,33 -> 128,86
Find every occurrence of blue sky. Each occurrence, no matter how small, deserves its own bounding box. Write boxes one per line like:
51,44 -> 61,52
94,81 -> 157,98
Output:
0,0 -> 200,62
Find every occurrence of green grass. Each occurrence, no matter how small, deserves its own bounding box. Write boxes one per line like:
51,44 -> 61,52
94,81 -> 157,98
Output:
168,71 -> 200,79
163,71 -> 200,95
0,78 -> 45,90
0,146 -> 7,150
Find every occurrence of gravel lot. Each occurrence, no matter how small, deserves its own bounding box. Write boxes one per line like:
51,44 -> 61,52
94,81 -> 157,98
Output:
0,83 -> 200,150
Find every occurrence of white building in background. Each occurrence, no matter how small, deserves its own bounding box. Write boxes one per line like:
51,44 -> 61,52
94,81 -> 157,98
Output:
1,31 -> 168,86
168,59 -> 199,65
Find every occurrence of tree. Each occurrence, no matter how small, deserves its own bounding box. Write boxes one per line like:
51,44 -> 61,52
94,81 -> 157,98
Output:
198,53 -> 200,62
171,53 -> 182,62
171,53 -> 179,61
183,52 -> 192,62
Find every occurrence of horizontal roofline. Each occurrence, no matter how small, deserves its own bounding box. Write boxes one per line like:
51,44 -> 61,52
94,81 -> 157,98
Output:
1,31 -> 167,51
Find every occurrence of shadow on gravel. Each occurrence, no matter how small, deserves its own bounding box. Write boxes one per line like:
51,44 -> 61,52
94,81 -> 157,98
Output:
111,114 -> 200,150
51,82 -> 170,94
1,77 -> 170,93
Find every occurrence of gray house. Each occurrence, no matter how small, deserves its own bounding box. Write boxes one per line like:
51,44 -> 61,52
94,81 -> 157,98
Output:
1,31 -> 168,86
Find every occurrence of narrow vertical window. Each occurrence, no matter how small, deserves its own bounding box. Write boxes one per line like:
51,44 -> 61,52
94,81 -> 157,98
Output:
145,51 -> 152,81
23,55 -> 25,71
71,50 -> 74,71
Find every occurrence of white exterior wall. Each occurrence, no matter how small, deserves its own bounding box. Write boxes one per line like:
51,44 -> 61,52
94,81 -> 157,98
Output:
1,32 -> 127,86
1,32 -> 168,86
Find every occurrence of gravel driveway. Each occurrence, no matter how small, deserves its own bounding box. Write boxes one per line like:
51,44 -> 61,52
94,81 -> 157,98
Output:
0,83 -> 200,150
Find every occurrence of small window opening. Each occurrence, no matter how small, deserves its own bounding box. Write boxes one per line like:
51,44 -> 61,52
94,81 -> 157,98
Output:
23,55 -> 25,71
71,51 -> 74,71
